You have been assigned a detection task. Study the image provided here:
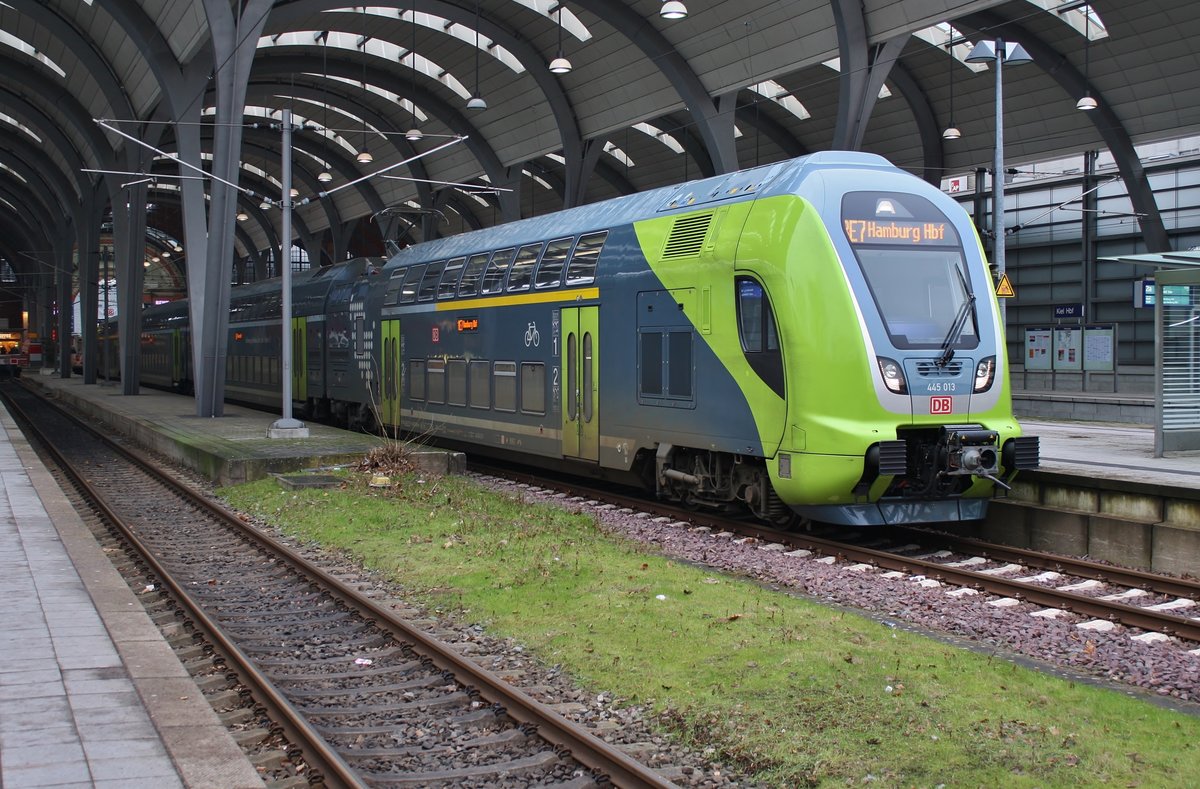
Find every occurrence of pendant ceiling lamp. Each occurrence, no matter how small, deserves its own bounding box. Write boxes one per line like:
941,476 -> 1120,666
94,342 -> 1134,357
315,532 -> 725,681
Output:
660,1 -> 687,19
356,8 -> 373,163
549,4 -> 572,74
406,0 -> 423,140
466,0 -> 487,110
318,32 -> 333,182
1076,9 -> 1097,110
943,44 -> 961,140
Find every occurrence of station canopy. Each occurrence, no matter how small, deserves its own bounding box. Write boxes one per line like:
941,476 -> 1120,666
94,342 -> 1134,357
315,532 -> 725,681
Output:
0,0 -> 1198,278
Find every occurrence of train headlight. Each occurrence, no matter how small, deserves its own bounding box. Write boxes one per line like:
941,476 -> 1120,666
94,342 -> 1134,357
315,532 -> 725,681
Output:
877,357 -> 907,394
973,356 -> 996,393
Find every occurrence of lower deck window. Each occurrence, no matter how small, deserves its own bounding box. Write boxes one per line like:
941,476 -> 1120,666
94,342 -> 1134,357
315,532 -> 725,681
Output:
639,330 -> 693,402
521,362 -> 545,414
409,359 -> 426,400
427,358 -> 446,404
494,361 -> 517,412
448,360 -> 467,406
469,361 -> 490,408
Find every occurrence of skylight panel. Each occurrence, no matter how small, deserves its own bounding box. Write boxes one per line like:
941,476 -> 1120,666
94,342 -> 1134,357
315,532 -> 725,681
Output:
520,169 -> 553,189
1032,1 -> 1109,39
633,122 -> 684,154
820,60 -> 893,98
457,189 -> 490,206
0,30 -> 66,78
602,141 -> 633,168
241,162 -> 283,191
311,9 -> 524,72
261,31 -> 472,101
912,23 -> 989,72
507,0 -> 591,41
748,80 -> 811,119
0,112 -> 41,143
0,162 -> 27,183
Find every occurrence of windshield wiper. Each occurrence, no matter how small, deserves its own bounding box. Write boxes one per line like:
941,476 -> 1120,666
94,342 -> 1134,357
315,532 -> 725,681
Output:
937,265 -> 976,368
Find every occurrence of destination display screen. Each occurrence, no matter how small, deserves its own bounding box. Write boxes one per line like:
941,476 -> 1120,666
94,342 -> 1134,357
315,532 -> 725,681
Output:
843,218 -> 957,246
841,192 -> 961,248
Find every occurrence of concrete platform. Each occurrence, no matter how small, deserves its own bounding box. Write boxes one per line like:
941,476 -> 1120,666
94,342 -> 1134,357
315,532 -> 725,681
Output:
0,396 -> 264,788
27,375 -> 392,486
987,419 -> 1200,575
1023,418 -> 1200,488
1013,388 -> 1155,425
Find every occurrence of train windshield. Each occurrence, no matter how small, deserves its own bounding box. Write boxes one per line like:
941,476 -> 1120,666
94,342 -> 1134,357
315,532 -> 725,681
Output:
841,191 -> 978,350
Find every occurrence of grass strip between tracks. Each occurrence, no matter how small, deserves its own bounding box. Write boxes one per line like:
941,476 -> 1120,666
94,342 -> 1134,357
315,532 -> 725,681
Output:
218,471 -> 1200,788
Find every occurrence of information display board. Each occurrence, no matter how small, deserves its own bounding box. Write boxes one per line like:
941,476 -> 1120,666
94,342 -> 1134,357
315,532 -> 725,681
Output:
1136,279 -> 1191,308
1024,327 -> 1053,371
1052,326 -> 1082,371
1082,325 -> 1115,372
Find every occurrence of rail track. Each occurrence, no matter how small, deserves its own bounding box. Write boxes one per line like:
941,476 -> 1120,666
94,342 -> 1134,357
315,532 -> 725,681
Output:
2,381 -> 678,789
473,462 -> 1200,649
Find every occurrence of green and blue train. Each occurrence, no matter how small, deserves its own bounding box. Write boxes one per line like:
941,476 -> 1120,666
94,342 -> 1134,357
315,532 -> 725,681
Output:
127,151 -> 1038,526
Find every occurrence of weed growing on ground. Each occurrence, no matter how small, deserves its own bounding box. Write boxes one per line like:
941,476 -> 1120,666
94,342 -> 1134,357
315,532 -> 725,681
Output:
219,472 -> 1200,788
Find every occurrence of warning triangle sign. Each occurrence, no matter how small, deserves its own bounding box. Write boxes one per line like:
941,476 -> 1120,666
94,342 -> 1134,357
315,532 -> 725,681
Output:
995,272 -> 1015,298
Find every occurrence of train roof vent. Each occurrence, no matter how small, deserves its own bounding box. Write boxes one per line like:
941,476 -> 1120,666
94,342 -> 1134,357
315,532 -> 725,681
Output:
661,212 -> 713,260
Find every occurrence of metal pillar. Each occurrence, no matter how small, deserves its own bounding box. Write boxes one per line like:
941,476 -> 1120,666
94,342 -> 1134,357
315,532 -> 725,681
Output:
269,109 -> 308,437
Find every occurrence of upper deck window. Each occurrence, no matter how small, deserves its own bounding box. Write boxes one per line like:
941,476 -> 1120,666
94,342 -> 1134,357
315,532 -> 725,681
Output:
457,253 -> 491,297
506,243 -> 543,292
384,269 -> 405,306
535,238 -> 574,289
398,264 -> 426,304
481,248 -> 516,294
565,231 -> 607,285
418,261 -> 445,301
438,257 -> 466,299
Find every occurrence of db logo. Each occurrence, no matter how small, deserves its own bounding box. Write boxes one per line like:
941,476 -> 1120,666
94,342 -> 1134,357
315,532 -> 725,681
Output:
930,396 -> 953,415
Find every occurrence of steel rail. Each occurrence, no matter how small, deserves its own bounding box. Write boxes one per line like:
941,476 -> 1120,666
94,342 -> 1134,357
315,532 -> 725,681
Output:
13,383 -> 676,789
0,386 -> 364,789
750,526 -> 1200,643
474,462 -> 1200,644
890,526 -> 1200,600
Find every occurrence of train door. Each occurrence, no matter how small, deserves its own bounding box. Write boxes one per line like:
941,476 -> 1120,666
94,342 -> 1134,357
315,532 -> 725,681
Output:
291,316 -> 306,402
380,319 -> 402,429
561,306 -> 599,461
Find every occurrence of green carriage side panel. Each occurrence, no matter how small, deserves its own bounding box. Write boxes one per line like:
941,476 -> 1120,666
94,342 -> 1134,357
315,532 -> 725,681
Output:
291,316 -> 306,401
747,196 -> 877,453
560,306 -> 599,462
633,199 -> 825,459
633,195 -> 892,506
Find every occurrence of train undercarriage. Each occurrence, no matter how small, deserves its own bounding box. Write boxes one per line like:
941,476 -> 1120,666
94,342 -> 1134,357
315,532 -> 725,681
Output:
650,444 -> 792,525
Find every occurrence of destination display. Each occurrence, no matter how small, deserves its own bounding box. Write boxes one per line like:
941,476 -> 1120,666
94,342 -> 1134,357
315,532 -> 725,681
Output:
843,219 -> 958,246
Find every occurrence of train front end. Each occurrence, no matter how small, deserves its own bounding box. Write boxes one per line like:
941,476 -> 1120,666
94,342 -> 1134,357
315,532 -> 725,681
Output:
752,154 -> 1038,525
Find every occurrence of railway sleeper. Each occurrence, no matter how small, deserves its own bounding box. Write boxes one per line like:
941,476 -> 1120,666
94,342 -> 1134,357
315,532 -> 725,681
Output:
356,749 -> 566,786
336,728 -> 532,760
315,705 -> 508,737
